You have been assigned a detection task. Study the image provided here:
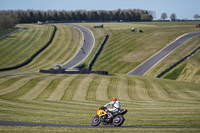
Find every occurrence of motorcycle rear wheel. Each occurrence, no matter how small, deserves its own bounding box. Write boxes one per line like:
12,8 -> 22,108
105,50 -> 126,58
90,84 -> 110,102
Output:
91,115 -> 101,126
113,115 -> 124,126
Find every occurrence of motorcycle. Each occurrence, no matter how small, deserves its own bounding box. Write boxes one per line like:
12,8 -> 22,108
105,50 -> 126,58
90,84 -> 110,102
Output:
91,106 -> 127,126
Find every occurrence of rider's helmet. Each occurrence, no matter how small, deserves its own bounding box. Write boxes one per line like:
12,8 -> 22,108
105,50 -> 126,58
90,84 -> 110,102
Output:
112,97 -> 117,101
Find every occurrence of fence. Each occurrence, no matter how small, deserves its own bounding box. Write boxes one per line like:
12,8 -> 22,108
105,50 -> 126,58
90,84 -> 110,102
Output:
39,69 -> 108,75
88,34 -> 109,70
156,45 -> 200,78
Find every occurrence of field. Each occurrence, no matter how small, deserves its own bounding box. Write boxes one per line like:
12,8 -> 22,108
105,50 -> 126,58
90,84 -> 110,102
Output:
79,22 -> 200,74
0,22 -> 200,132
146,35 -> 200,83
0,24 -> 82,71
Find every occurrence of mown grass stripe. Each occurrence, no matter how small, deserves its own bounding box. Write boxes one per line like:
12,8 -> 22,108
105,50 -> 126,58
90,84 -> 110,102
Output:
0,75 -> 39,96
1,76 -> 45,99
0,77 -> 24,90
73,75 -> 96,101
107,77 -> 118,100
26,25 -> 66,68
163,83 -> 188,101
126,76 -> 140,100
171,84 -> 197,100
47,75 -> 79,101
19,78 -> 53,100
86,75 -> 101,100
20,25 -> 81,72
0,26 -> 39,66
61,75 -> 83,101
37,79 -> 62,100
0,24 -> 52,69
14,25 -> 54,71
150,80 -> 174,101
116,76 -> 131,101
142,79 -> 160,101
96,76 -> 110,101
134,79 -> 153,101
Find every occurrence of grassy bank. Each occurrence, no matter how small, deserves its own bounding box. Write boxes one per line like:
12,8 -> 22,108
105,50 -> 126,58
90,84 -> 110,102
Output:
0,74 -> 199,127
78,22 -> 200,74
0,24 -> 82,72
0,22 -> 200,133
146,35 -> 200,83
0,24 -> 53,69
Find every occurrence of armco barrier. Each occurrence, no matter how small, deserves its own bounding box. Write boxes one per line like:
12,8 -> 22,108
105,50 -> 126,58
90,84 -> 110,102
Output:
88,34 -> 109,70
39,69 -> 108,75
0,25 -> 57,71
156,45 -> 200,78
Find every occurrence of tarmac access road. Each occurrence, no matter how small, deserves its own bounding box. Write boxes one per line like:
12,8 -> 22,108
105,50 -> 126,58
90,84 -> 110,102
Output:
62,24 -> 95,69
128,32 -> 200,76
0,120 -> 200,128
0,25 -> 24,40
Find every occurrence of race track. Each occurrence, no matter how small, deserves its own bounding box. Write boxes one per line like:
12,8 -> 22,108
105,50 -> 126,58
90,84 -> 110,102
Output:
0,120 -> 199,128
62,24 -> 95,69
128,31 -> 200,75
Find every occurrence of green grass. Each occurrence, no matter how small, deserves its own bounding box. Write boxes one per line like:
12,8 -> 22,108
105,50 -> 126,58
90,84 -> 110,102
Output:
0,27 -> 18,37
0,24 -> 82,72
0,22 -> 200,133
146,34 -> 200,83
0,126 -> 200,133
0,25 -> 53,69
77,22 -> 200,74
0,74 -> 199,127
164,64 -> 187,80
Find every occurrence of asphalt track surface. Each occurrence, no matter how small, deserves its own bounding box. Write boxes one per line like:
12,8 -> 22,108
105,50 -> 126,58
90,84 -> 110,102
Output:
62,24 -> 95,69
0,71 -> 35,76
0,25 -> 24,40
0,120 -> 200,128
128,31 -> 200,76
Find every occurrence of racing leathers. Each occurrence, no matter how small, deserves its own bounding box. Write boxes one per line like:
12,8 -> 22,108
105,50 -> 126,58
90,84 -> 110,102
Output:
104,100 -> 121,117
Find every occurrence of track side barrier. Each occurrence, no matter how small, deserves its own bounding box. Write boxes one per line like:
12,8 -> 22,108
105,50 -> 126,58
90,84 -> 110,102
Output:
39,69 -> 108,75
156,45 -> 200,78
88,34 -> 109,70
0,25 -> 57,71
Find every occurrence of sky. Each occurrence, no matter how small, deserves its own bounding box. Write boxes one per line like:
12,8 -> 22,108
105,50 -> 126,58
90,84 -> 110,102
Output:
0,0 -> 200,20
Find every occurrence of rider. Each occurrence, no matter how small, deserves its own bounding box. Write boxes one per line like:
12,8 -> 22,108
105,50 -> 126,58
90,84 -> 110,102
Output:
104,97 -> 121,118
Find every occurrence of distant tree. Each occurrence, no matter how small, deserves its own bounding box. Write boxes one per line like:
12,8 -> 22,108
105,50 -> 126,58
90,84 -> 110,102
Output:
148,10 -> 156,20
194,14 -> 200,20
141,14 -> 153,21
0,11 -> 19,30
170,13 -> 176,21
161,12 -> 167,20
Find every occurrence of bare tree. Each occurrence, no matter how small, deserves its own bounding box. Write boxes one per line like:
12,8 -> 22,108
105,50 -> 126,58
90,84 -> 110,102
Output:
170,13 -> 176,21
194,14 -> 200,20
161,12 -> 167,20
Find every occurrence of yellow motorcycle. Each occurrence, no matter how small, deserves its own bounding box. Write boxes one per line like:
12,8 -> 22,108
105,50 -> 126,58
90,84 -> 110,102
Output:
91,106 -> 127,126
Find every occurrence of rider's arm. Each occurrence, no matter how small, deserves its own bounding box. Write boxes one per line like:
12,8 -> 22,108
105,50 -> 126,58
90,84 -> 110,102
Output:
104,101 -> 114,107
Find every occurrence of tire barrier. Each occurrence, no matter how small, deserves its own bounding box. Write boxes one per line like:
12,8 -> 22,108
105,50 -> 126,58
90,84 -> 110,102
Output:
156,45 -> 200,78
88,34 -> 109,70
39,69 -> 108,75
0,25 -> 57,71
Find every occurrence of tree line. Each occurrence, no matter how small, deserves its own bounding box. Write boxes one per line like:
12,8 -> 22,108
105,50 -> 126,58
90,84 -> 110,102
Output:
0,9 -> 152,26
160,12 -> 200,21
0,11 -> 19,30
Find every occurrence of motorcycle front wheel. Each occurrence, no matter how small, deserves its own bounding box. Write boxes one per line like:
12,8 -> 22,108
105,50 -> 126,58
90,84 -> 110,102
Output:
91,115 -> 101,126
113,115 -> 124,126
